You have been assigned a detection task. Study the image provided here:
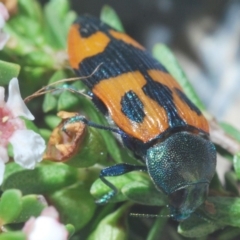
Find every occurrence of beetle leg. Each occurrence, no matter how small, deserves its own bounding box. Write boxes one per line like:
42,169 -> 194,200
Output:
96,163 -> 147,204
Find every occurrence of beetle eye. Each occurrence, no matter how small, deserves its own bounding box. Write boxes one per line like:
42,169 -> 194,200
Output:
169,188 -> 187,209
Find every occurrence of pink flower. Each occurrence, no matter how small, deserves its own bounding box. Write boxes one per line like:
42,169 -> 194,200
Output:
0,2 -> 9,50
0,78 -> 46,184
23,206 -> 68,240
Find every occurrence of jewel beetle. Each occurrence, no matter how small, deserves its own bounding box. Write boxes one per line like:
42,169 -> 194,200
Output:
67,15 -> 216,221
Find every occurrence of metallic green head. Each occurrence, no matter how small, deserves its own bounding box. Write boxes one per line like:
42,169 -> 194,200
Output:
145,131 -> 216,221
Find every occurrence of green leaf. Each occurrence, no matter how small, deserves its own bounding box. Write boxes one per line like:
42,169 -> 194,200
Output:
23,118 -> 41,134
0,232 -> 26,240
146,208 -> 169,240
0,190 -> 22,224
18,0 -> 43,22
220,122 -> 240,143
152,44 -> 205,112
122,181 -> 167,206
75,89 -> 124,164
39,128 -> 52,141
43,93 -> 58,113
43,0 -> 75,49
6,15 -> 44,48
233,153 -> 240,179
0,61 -> 20,85
23,50 -> 55,68
178,213 -> 221,238
43,70 -> 68,113
67,127 -> 107,168
208,197 -> 240,227
179,197 -> 240,237
91,172 -> 154,203
44,115 -> 61,129
14,195 -> 47,223
58,90 -> 81,111
49,184 -> 96,231
100,5 -> 124,32
225,171 -> 239,196
209,172 -> 225,193
65,224 -> 75,238
88,203 -> 130,240
2,161 -> 78,195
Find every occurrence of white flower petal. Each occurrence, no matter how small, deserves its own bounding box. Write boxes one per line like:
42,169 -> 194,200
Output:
0,3 -> 9,22
9,129 -> 46,169
41,206 -> 59,219
0,146 -> 9,163
0,159 -> 6,185
6,78 -> 35,120
25,216 -> 68,240
0,86 -> 5,107
0,31 -> 9,50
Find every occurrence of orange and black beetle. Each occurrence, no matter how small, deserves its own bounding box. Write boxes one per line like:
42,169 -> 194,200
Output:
67,15 -> 216,221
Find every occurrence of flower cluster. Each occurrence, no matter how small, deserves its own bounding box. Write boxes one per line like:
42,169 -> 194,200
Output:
0,78 -> 46,184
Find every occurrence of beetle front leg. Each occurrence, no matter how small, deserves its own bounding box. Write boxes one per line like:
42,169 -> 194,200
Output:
95,163 -> 147,204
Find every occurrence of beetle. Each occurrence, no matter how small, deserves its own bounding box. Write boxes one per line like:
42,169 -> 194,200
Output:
67,15 -> 216,221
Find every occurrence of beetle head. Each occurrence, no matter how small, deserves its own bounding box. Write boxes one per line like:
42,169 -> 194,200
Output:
145,131 -> 216,221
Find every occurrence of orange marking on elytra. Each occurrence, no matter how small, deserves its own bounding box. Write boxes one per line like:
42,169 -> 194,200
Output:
92,71 -> 169,142
148,69 -> 209,133
109,30 -> 145,50
68,24 -> 110,69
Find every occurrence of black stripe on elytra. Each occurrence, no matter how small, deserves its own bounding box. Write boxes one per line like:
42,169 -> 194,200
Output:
121,90 -> 145,123
76,15 -> 103,38
73,15 -> 168,89
174,88 -> 202,116
142,74 -> 186,128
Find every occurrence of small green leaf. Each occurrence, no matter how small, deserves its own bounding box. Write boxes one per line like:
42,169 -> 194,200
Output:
58,90 -> 81,111
152,44 -> 205,112
23,50 -> 55,68
2,161 -> 78,195
122,181 -> 167,206
23,118 -> 41,134
67,127 -> 107,168
220,122 -> 240,143
178,213 -> 221,238
100,5 -> 124,32
39,128 -> 52,141
43,0 -> 74,49
88,203 -> 130,240
209,172 -> 225,193
0,61 -> 20,85
233,153 -> 240,179
44,115 -> 61,129
7,15 -> 43,46
49,184 -> 96,231
225,171 -> 239,196
0,190 -> 22,224
208,197 -> 240,225
0,232 -> 26,240
91,172 -> 152,203
146,208 -> 169,240
18,0 -> 43,22
14,195 -> 47,223
43,93 -> 58,113
43,70 -> 68,113
180,197 -> 240,237
65,224 -> 75,238
76,91 -> 124,164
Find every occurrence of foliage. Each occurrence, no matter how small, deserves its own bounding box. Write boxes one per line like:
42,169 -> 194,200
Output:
0,0 -> 240,239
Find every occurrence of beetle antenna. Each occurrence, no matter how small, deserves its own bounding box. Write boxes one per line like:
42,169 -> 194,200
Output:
24,63 -> 103,103
130,213 -> 173,218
